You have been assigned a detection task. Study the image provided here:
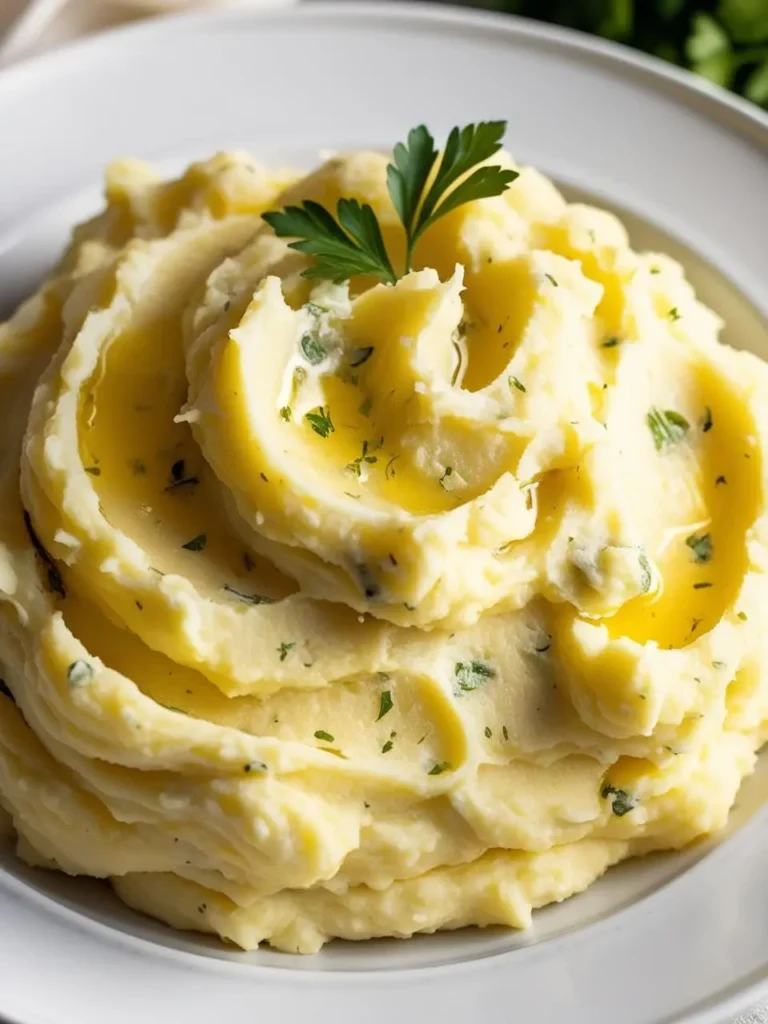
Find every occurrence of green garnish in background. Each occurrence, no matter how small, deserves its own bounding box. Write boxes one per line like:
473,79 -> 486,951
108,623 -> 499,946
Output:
263,122 -> 519,284
461,0 -> 768,105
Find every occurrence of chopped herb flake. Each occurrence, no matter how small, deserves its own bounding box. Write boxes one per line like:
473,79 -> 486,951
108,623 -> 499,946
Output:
701,406 -> 713,432
451,340 -> 464,386
509,375 -> 526,393
715,475 -> 727,486
428,761 -> 452,776
182,534 -> 207,552
693,581 -> 713,589
484,726 -> 492,739
439,466 -> 453,489
165,460 -> 198,491
381,740 -> 394,754
668,307 -> 681,322
67,660 -> 93,686
454,660 -> 496,694
350,346 -> 374,367
601,784 -> 636,816
647,407 -> 690,451
601,337 -> 620,349
347,439 -> 380,477
243,762 -> 267,773
280,406 -> 292,422
223,584 -> 275,605
85,466 -> 101,476
376,690 -> 393,721
544,272 -> 559,287
23,509 -> 65,598
686,532 -> 713,564
638,552 -> 653,594
305,406 -> 334,438
300,333 -> 327,365
314,730 -> 334,742
278,641 -> 297,662
738,611 -> 748,621
502,725 -> 509,741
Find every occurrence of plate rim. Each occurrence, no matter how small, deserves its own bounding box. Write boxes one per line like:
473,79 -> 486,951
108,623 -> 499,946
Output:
0,0 -> 766,146
0,4 -> 767,1024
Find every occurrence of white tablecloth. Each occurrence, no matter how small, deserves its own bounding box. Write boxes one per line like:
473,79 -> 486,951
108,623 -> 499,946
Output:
0,3 -> 765,1021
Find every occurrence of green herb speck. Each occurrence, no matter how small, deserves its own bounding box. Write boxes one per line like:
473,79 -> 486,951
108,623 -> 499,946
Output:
647,407 -> 690,451
278,641 -> 297,662
686,532 -> 713,564
300,333 -> 327,365
376,690 -> 393,721
350,346 -> 374,368
601,784 -> 636,817
182,534 -> 207,552
454,660 -> 496,694
305,406 -> 334,438
67,660 -> 93,686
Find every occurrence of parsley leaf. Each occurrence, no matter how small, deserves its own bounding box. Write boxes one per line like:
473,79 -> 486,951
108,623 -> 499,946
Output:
314,729 -> 334,742
263,123 -> 518,283
428,761 -> 452,776
647,407 -> 690,451
264,198 -> 396,284
397,122 -> 518,271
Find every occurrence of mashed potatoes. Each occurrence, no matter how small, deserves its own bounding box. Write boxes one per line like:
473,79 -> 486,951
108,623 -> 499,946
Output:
0,145 -> 767,953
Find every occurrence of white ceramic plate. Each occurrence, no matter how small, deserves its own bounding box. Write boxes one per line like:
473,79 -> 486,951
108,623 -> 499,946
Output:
0,5 -> 767,1023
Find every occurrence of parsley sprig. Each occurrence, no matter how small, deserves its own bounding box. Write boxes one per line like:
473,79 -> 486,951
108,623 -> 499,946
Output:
263,122 -> 519,284
264,199 -> 397,284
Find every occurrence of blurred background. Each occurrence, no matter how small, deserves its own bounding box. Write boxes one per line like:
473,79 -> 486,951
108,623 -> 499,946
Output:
1,0 -> 767,103
456,0 -> 768,106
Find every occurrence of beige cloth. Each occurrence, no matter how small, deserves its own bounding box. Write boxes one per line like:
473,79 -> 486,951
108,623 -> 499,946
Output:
0,3 -> 765,1021
0,0 -> 293,65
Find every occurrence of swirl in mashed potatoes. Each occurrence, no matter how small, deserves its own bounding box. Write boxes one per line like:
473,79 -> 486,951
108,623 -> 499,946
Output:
0,147 -> 766,953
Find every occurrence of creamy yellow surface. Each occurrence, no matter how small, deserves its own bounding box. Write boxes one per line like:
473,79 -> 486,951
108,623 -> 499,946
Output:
0,148 -> 767,953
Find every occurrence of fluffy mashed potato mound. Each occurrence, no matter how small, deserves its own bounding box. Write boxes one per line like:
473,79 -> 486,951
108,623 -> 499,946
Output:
0,147 -> 767,953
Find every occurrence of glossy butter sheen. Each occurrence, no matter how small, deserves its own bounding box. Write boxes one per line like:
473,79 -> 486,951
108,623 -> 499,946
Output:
0,148 -> 766,952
